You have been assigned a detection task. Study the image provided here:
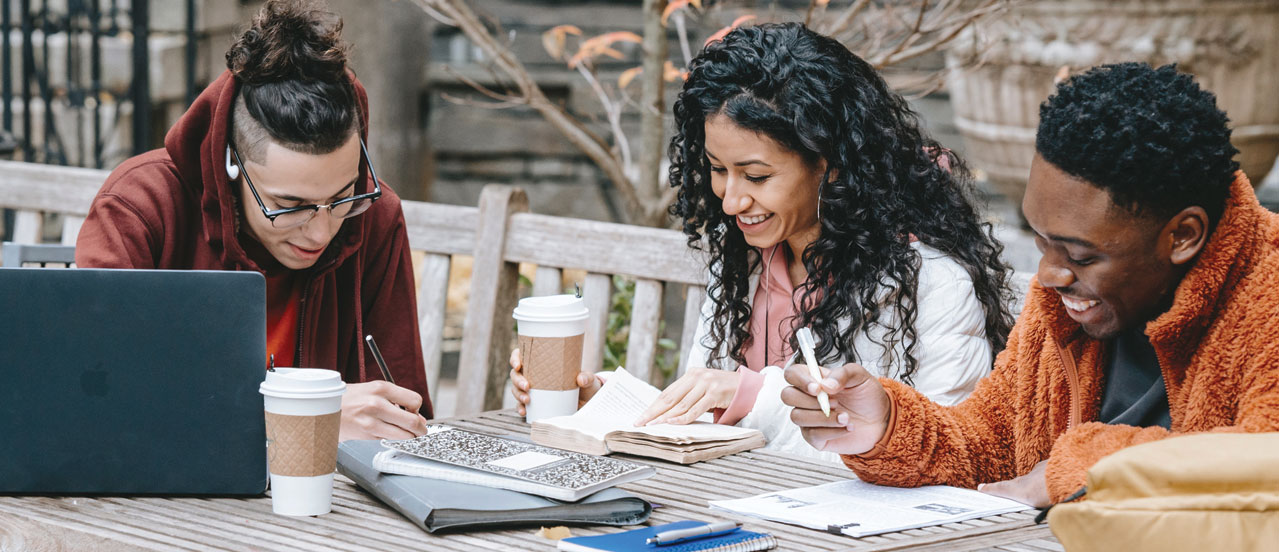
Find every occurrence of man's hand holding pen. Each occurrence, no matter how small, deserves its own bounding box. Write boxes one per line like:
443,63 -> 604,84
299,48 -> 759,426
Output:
335,335 -> 430,442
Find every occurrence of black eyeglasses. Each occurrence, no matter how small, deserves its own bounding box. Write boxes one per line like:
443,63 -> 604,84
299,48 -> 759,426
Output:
230,138 -> 382,230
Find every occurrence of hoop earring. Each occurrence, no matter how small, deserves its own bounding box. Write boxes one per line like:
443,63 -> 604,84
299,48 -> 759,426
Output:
225,145 -> 240,181
816,180 -> 825,225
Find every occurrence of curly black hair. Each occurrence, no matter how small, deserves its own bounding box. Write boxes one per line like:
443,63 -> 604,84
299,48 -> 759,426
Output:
668,23 -> 1015,383
1036,63 -> 1239,224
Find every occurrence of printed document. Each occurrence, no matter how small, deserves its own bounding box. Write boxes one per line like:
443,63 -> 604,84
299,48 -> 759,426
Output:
710,479 -> 1028,537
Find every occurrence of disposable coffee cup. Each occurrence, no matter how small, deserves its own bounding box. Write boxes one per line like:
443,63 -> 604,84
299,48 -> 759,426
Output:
259,368 -> 346,516
514,294 -> 589,422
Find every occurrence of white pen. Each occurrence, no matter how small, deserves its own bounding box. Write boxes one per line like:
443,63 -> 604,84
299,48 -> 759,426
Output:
646,521 -> 741,546
795,327 -> 832,417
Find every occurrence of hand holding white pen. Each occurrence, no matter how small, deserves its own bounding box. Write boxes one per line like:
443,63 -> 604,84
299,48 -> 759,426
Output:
795,327 -> 831,417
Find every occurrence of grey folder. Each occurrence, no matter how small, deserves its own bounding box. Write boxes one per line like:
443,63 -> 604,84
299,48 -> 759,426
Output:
338,439 -> 652,533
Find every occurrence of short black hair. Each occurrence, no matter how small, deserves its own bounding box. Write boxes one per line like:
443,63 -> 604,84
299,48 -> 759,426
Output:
1036,63 -> 1238,223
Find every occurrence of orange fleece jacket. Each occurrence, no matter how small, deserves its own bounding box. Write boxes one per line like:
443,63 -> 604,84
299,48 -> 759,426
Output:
843,172 -> 1279,502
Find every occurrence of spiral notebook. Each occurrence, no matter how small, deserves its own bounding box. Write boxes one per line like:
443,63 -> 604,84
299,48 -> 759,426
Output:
380,426 -> 655,501
557,521 -> 777,552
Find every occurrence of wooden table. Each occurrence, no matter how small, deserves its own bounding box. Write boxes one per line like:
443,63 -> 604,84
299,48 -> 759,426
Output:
0,410 -> 1064,551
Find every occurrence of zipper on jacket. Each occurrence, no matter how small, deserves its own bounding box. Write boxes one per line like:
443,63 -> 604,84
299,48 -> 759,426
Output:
294,276 -> 312,365
1053,339 -> 1082,430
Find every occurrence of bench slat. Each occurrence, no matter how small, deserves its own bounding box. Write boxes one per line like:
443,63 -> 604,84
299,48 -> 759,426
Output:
532,266 -> 562,297
580,273 -> 612,375
504,213 -> 705,286
457,187 -> 528,414
0,160 -> 106,215
417,253 -> 452,412
678,285 -> 707,376
61,215 -> 84,246
626,278 -> 664,385
12,210 -> 42,244
401,201 -> 478,256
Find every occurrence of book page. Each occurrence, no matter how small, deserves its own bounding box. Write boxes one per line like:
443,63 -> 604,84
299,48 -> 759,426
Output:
536,367 -> 661,440
537,367 -> 739,441
710,479 -> 1027,537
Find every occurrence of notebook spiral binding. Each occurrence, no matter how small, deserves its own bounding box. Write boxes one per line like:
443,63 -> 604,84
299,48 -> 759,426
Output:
664,533 -> 777,552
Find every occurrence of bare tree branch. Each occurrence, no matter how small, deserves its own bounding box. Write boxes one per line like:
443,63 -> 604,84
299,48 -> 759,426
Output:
575,63 -> 633,174
442,66 -> 523,104
439,91 -> 525,109
823,0 -> 871,37
637,0 -> 670,227
410,0 -> 644,222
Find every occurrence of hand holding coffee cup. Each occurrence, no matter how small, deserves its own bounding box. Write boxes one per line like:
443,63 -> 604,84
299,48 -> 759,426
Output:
512,295 -> 590,422
509,348 -> 602,416
259,368 -> 346,516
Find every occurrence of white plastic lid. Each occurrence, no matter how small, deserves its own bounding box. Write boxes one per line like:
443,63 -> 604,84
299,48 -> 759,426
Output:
512,294 -> 590,322
259,368 -> 347,399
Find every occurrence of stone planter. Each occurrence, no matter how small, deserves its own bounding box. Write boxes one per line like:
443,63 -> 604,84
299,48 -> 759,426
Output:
946,0 -> 1279,222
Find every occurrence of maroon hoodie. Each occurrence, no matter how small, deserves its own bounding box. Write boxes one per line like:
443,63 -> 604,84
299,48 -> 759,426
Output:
76,70 -> 432,417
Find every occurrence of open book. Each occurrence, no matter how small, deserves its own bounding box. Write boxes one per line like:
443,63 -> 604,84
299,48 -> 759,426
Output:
530,367 -> 766,464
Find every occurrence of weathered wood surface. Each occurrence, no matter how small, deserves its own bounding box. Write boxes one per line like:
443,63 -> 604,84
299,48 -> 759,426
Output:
504,211 -> 706,285
625,278 -> 664,384
400,200 -> 478,256
579,272 -> 613,375
0,410 -> 1058,551
0,160 -> 105,216
456,186 -> 528,414
417,253 -> 452,408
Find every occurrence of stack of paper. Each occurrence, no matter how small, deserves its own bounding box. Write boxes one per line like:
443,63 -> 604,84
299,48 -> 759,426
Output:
710,479 -> 1028,537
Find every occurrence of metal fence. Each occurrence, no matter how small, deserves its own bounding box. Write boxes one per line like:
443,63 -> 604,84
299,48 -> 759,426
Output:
1,0 -> 198,240
0,0 -> 200,169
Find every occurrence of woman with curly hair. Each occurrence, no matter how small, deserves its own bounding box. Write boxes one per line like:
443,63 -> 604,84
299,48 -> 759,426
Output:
512,23 -> 1014,461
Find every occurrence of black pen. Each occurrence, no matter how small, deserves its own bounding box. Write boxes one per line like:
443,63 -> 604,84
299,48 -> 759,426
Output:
364,334 -> 395,384
646,521 -> 741,546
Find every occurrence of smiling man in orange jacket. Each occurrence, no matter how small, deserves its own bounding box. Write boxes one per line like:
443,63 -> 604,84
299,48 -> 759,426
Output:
782,62 -> 1279,507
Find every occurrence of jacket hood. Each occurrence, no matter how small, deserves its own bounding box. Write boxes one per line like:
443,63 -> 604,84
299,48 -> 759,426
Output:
163,69 -> 374,275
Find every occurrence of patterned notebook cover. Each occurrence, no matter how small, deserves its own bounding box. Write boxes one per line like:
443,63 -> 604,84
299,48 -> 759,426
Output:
382,427 -> 654,493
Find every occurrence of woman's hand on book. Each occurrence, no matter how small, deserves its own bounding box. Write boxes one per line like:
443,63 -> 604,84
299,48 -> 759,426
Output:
633,368 -> 740,426
508,348 -> 603,416
339,380 -> 430,442
781,362 -> 890,455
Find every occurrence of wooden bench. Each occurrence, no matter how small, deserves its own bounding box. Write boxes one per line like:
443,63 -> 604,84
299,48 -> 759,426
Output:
1,160 -> 1033,419
0,160 -> 708,418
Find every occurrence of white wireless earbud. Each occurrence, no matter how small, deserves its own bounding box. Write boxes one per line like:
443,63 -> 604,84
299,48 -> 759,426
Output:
225,145 -> 240,181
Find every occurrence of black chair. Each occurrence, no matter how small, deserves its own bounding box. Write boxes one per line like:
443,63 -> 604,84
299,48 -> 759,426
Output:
1,242 -> 77,268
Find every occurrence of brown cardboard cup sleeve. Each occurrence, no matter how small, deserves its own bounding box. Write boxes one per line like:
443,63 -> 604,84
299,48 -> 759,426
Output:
265,411 -> 342,477
520,334 -> 584,391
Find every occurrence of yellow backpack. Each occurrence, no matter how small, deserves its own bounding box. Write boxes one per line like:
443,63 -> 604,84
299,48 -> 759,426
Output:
1048,432 -> 1279,552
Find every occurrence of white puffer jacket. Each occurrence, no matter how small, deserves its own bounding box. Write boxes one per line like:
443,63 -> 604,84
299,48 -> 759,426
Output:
683,242 -> 994,463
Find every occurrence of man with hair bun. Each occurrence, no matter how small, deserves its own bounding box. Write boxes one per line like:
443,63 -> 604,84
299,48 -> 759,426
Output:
784,62 -> 1279,506
77,0 -> 432,441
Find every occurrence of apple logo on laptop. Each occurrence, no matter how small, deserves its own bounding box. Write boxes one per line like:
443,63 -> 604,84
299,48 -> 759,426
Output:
81,363 -> 109,397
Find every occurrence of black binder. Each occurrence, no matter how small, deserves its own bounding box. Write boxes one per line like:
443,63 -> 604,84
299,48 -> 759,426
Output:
337,439 -> 652,533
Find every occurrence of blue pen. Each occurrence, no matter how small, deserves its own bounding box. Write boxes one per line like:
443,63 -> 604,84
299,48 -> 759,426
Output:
645,521 -> 741,546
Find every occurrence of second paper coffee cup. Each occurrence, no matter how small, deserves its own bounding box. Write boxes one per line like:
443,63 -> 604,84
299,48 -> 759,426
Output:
514,294 -> 589,422
259,368 -> 346,516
